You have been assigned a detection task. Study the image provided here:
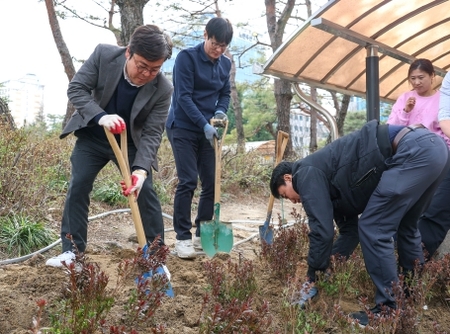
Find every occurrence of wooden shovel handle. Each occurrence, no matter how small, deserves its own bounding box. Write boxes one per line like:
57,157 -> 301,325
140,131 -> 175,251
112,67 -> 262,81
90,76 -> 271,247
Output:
104,128 -> 147,247
267,130 -> 289,213
276,131 -> 289,165
211,119 -> 228,205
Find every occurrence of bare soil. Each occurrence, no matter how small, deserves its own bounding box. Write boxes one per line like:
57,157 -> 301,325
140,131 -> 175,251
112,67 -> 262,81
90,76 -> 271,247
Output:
0,196 -> 449,333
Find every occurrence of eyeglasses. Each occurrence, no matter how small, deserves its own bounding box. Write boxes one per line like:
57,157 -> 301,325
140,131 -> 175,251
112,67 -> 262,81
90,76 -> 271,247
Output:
209,39 -> 228,51
131,57 -> 161,75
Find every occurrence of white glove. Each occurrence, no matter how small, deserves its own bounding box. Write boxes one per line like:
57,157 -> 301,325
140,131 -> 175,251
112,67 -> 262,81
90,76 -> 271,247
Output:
122,170 -> 147,198
292,282 -> 318,309
99,114 -> 126,134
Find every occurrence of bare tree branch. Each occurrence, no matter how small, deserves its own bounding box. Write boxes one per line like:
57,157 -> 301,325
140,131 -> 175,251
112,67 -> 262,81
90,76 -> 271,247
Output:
56,2 -> 107,29
236,39 -> 271,69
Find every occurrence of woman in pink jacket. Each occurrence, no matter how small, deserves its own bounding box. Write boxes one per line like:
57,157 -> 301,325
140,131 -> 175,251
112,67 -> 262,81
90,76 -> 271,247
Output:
388,58 -> 450,259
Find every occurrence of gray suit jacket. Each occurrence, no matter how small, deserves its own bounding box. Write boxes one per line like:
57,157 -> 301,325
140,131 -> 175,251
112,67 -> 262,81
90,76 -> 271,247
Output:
61,44 -> 173,171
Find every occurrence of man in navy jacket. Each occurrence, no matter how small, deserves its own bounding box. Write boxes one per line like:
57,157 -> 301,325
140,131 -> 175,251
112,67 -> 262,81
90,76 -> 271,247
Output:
166,17 -> 233,258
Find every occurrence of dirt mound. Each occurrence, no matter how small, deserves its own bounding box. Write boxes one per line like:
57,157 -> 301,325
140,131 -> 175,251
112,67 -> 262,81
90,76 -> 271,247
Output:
0,198 -> 449,333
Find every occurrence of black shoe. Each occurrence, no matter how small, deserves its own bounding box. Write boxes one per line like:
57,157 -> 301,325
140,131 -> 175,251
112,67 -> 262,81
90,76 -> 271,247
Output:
349,305 -> 383,327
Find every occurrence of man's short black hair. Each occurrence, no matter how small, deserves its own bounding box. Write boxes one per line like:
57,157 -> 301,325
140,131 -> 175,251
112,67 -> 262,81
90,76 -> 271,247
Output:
270,161 -> 293,198
205,17 -> 233,45
128,24 -> 173,61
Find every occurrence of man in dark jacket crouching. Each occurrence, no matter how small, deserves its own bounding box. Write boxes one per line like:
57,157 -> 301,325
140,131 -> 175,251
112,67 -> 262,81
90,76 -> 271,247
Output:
270,120 -> 450,326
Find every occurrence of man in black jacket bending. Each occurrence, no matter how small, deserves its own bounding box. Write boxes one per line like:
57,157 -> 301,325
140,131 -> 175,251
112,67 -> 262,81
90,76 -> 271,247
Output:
270,120 -> 450,326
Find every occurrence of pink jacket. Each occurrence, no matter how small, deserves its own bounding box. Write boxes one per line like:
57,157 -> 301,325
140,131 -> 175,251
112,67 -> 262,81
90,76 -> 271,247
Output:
387,90 -> 450,147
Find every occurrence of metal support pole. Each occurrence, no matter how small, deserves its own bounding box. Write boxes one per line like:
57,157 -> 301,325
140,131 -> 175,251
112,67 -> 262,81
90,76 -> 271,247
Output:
366,45 -> 380,122
293,83 -> 339,141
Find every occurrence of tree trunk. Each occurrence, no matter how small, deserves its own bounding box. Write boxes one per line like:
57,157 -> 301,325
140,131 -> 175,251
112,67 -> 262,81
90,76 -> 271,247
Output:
309,87 -> 318,153
227,51 -> 245,153
333,93 -> 350,137
116,0 -> 149,45
274,79 -> 293,156
265,0 -> 296,158
0,99 -> 16,130
107,0 -> 122,44
44,0 -> 76,128
215,3 -> 245,153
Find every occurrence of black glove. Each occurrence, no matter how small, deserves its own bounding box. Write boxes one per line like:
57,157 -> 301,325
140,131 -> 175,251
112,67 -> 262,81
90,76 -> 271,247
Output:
203,123 -> 218,148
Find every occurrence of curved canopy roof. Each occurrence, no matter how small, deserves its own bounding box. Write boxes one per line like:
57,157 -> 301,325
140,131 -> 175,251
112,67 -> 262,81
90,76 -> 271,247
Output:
260,0 -> 450,103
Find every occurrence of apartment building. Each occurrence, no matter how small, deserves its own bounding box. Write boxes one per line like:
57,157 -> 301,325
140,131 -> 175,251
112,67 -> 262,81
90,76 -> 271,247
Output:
0,74 -> 44,127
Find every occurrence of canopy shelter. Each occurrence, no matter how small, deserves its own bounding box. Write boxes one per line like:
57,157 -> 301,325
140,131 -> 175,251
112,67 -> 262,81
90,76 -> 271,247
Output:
257,0 -> 450,130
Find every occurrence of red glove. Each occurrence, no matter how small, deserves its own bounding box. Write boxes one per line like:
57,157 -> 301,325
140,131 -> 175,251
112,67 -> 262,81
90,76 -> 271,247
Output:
99,114 -> 126,134
120,180 -> 128,195
121,170 -> 147,198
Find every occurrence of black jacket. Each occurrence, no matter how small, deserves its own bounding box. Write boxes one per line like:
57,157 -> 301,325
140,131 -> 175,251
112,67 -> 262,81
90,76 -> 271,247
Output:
292,120 -> 392,277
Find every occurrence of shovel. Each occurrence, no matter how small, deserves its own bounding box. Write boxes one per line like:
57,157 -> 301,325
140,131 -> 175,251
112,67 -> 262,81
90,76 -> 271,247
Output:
104,128 -> 173,297
104,128 -> 147,248
200,119 -> 233,258
259,130 -> 289,245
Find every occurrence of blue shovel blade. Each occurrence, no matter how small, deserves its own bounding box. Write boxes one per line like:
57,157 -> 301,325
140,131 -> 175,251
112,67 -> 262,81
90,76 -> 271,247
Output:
135,266 -> 174,298
137,244 -> 174,297
259,222 -> 274,245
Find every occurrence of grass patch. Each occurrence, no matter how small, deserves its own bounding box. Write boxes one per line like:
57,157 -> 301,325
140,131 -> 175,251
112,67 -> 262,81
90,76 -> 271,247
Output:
0,214 -> 57,257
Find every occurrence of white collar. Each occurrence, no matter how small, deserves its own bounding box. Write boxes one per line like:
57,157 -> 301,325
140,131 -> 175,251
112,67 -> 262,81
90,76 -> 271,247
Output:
123,59 -> 144,87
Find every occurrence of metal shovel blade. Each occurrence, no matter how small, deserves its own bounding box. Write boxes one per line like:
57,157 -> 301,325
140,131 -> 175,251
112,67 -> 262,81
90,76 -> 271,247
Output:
259,130 -> 289,246
259,194 -> 276,244
200,221 -> 234,258
200,119 -> 233,257
104,128 -> 174,296
259,212 -> 274,245
200,203 -> 233,257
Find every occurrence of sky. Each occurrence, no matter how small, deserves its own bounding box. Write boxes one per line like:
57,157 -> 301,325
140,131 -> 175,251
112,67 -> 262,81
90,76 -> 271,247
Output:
1,1 -> 119,117
0,0 -> 324,118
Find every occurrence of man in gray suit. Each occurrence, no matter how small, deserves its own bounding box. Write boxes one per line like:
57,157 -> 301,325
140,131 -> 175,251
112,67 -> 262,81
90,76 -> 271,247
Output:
46,25 -> 173,267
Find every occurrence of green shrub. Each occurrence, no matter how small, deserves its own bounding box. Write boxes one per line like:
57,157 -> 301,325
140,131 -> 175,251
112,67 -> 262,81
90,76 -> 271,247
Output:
0,128 -> 72,218
221,149 -> 272,196
260,207 -> 310,281
92,162 -> 127,207
199,259 -> 272,333
92,180 -> 128,206
0,214 -> 57,257
44,164 -> 70,193
295,310 -> 327,333
32,239 -> 170,333
153,179 -> 171,206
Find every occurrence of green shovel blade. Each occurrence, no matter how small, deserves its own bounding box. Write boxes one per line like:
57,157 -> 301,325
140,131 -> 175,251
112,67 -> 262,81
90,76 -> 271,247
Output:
200,220 -> 234,257
200,204 -> 233,257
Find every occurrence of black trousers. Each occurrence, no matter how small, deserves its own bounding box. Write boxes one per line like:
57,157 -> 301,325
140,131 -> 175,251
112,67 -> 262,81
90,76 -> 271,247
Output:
358,128 -> 450,307
60,135 -> 164,253
166,126 -> 215,241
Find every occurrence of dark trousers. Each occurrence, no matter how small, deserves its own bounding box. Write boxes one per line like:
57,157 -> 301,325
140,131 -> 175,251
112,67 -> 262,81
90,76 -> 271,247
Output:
333,162 -> 450,263
358,128 -> 450,307
166,126 -> 215,240
418,165 -> 450,259
332,215 -> 360,258
61,135 -> 164,253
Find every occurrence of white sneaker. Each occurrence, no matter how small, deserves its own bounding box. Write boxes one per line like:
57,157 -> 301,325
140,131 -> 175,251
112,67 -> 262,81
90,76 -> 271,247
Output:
193,236 -> 203,250
175,240 -> 196,259
45,251 -> 75,267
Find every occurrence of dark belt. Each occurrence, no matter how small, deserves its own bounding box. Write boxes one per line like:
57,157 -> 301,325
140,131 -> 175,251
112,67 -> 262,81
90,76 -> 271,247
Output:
392,124 -> 425,154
